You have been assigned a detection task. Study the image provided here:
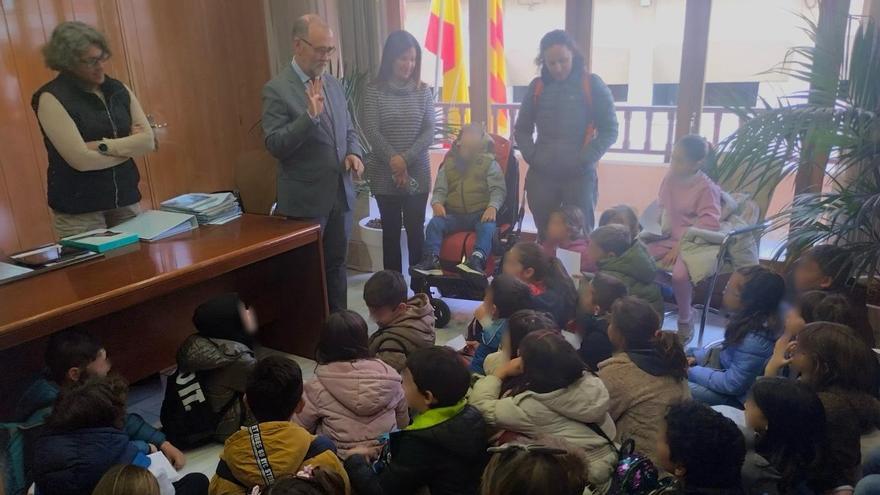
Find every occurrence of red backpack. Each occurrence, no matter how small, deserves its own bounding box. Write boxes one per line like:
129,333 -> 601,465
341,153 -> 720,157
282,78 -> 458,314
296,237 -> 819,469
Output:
531,73 -> 598,149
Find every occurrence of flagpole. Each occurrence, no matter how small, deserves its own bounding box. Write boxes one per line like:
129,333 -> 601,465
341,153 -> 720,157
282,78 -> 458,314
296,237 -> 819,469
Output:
433,0 -> 445,103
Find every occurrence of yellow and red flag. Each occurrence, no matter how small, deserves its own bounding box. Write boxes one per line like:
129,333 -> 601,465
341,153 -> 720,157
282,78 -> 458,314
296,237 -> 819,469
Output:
489,0 -> 508,136
425,0 -> 469,126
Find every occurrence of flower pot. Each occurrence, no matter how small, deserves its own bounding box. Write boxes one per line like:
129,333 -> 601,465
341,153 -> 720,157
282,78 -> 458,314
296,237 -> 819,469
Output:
358,217 -> 408,273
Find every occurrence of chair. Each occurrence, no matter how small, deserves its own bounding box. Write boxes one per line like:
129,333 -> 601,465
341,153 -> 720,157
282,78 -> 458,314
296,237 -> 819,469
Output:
411,134 -> 521,328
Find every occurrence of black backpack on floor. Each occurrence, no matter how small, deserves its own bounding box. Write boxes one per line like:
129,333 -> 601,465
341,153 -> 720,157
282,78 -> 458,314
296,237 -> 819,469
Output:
160,369 -> 242,449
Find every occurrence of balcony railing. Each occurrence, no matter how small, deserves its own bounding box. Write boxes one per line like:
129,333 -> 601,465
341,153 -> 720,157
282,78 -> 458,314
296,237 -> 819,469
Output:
435,102 -> 747,162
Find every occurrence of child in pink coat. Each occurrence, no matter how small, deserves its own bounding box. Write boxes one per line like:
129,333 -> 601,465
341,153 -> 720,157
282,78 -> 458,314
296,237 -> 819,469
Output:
295,310 -> 409,459
541,205 -> 598,274
646,135 -> 722,342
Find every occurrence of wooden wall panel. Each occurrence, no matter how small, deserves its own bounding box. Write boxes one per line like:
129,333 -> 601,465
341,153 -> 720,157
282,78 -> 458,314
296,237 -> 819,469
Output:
117,0 -> 270,206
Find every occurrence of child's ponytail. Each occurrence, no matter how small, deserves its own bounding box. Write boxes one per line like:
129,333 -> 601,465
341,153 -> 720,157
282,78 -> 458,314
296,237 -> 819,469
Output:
610,296 -> 687,381
547,257 -> 578,321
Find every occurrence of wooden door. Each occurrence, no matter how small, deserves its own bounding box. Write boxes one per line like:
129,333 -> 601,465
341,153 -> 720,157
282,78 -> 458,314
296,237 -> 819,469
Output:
117,0 -> 270,205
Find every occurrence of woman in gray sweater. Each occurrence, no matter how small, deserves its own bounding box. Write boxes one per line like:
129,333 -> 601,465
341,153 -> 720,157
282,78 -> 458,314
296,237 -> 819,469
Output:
515,30 -> 618,237
363,31 -> 435,273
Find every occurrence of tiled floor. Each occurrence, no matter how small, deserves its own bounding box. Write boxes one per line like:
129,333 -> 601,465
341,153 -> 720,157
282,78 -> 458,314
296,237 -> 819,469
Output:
126,269 -> 728,479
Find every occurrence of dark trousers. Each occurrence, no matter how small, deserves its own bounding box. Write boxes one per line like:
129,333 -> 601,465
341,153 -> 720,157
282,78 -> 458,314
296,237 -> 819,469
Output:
375,193 -> 428,272
526,167 -> 598,240
290,182 -> 351,313
173,473 -> 209,495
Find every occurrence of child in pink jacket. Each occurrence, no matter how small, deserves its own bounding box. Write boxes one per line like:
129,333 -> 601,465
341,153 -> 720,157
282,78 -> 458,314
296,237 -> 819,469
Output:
646,134 -> 722,342
295,310 -> 409,459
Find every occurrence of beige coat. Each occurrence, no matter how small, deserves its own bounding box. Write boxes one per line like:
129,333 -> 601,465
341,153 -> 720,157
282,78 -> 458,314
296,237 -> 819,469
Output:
469,374 -> 617,490
597,352 -> 691,464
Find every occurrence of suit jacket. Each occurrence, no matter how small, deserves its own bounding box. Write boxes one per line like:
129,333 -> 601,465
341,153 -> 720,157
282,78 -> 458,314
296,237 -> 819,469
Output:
261,65 -> 363,218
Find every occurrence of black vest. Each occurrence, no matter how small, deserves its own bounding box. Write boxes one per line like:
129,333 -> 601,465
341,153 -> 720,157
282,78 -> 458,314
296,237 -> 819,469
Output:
32,73 -> 141,214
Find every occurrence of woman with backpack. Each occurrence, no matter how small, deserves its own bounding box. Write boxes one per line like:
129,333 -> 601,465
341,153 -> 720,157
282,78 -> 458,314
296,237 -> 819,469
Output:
514,30 -> 619,237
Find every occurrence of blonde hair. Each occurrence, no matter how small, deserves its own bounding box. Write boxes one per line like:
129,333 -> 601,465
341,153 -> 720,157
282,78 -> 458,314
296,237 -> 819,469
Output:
92,465 -> 159,495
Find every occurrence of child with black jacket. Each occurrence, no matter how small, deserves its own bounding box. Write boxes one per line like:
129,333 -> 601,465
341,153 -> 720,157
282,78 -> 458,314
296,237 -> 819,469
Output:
345,346 -> 489,495
575,272 -> 628,371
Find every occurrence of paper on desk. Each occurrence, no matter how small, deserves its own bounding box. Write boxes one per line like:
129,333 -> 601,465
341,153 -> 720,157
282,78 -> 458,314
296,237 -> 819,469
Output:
148,452 -> 180,494
445,335 -> 468,352
556,248 -> 582,278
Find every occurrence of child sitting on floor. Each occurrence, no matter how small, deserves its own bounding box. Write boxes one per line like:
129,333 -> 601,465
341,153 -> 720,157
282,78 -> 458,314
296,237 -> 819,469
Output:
789,322 -> 880,488
345,346 -> 489,495
741,377 -> 833,495
645,135 -> 722,342
575,272 -> 628,371
688,265 -> 785,408
765,290 -> 859,377
598,203 -> 641,240
502,242 -> 578,328
412,124 -> 506,276
470,330 -> 617,492
467,274 -> 534,374
15,328 -> 186,468
482,310 -> 558,381
364,270 -> 436,372
589,224 -> 664,316
480,440 -> 589,495
653,401 -> 746,494
265,467 -> 347,495
541,205 -> 597,273
167,293 -> 257,445
33,375 -> 208,495
598,296 -> 690,464
296,310 -> 409,459
209,356 -> 349,495
92,465 -> 160,495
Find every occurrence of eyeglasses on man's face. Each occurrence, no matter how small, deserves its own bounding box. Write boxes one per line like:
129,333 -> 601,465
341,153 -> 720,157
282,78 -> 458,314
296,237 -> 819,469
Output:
297,38 -> 336,56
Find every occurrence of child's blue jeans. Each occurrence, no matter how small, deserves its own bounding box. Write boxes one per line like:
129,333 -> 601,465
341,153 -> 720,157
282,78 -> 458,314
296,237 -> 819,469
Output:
425,212 -> 495,257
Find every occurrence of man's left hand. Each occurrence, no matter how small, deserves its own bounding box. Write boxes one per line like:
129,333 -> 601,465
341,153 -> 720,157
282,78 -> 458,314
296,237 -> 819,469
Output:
345,154 -> 364,178
481,207 -> 497,223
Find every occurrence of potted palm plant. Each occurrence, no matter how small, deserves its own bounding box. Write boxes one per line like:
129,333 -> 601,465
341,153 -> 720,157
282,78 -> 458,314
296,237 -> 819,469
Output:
710,19 -> 880,336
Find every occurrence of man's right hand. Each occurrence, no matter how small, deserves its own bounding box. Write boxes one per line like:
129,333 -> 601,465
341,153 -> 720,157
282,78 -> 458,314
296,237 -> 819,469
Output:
432,203 -> 447,218
306,78 -> 325,119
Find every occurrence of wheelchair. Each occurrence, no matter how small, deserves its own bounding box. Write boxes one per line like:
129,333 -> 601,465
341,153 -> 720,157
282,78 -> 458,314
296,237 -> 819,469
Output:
410,134 -> 524,328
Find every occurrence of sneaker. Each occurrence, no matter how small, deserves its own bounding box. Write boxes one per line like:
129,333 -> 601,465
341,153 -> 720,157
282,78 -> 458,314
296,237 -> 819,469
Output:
677,319 -> 694,345
458,251 -> 487,277
411,254 -> 442,276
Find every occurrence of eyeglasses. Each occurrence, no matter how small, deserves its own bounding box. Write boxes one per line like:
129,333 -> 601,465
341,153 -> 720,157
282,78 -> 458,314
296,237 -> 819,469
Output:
79,52 -> 110,68
297,38 -> 336,56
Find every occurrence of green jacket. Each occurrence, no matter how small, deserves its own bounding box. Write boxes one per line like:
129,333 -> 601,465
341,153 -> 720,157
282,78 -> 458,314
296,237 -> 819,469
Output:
597,241 -> 664,315
432,152 -> 506,215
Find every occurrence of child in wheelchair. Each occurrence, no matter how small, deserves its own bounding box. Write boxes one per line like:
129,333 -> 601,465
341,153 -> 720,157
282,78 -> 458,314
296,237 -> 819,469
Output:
411,125 -> 507,278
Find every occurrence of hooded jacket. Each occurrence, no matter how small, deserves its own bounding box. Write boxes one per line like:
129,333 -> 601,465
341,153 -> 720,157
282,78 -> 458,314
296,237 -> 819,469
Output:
369,294 -> 436,372
469,373 -> 618,489
176,292 -> 257,442
597,351 -> 691,464
296,359 -> 409,459
597,241 -> 664,315
688,332 -> 775,406
576,314 -> 613,371
209,421 -> 350,495
345,401 -> 489,495
33,427 -> 149,495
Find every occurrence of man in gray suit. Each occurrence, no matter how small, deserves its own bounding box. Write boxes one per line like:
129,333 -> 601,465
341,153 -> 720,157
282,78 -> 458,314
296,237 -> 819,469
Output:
262,14 -> 364,312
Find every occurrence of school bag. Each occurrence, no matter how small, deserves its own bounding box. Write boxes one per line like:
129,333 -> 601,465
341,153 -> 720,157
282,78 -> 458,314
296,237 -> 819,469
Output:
1,408 -> 50,495
160,368 -> 243,449
531,73 -> 598,149
587,424 -> 661,494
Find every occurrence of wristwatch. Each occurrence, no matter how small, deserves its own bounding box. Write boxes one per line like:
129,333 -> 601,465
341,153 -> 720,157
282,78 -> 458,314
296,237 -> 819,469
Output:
98,142 -> 109,154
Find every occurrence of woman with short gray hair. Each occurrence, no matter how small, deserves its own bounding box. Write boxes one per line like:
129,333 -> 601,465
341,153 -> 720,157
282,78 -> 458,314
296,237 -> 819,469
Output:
33,21 -> 155,238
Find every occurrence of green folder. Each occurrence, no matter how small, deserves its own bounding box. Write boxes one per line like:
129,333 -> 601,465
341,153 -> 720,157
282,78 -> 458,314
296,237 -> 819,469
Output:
60,229 -> 140,253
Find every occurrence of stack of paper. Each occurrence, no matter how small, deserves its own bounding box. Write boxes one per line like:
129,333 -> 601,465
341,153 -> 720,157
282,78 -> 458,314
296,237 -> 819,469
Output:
160,192 -> 242,225
115,210 -> 199,242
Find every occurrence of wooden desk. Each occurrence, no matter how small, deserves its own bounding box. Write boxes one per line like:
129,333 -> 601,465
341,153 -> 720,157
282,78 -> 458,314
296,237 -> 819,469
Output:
0,215 -> 327,413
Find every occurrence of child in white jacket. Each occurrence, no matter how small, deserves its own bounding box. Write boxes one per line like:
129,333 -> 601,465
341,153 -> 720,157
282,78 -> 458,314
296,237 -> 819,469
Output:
469,330 -> 617,492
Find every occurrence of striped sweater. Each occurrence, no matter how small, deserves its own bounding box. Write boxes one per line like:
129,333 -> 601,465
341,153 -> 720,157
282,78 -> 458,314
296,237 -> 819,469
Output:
362,81 -> 435,196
